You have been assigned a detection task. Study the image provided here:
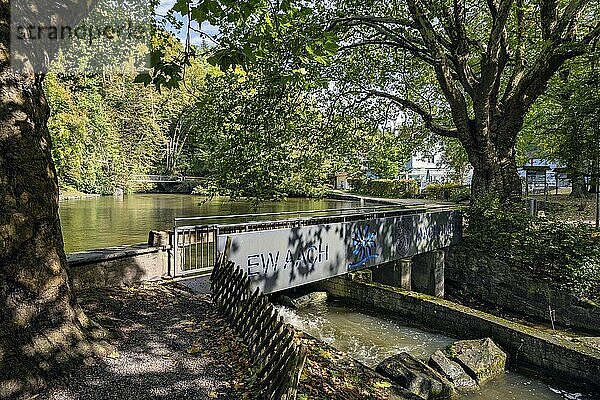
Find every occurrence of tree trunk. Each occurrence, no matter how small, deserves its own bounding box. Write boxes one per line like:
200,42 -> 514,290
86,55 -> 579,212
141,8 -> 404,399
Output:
464,136 -> 523,203
570,174 -> 588,198
1,5 -> 108,398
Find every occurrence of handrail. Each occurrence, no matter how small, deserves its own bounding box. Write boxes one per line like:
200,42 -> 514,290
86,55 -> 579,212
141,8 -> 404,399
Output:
175,207 -> 428,231
173,204 -> 405,226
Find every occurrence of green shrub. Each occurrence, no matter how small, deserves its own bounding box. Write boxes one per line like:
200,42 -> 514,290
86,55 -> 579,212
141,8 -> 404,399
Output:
192,180 -> 222,196
350,178 -> 419,198
466,195 -> 600,302
425,183 -> 471,202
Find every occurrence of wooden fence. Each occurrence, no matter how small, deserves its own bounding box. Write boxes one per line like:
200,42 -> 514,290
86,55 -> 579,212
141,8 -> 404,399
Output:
210,249 -> 307,399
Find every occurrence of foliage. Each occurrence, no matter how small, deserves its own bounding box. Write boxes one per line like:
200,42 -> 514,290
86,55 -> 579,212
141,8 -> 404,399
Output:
45,73 -> 124,194
45,69 -> 185,194
438,138 -> 471,184
350,178 -> 418,199
520,49 -> 600,195
178,66 -> 414,199
466,196 -> 600,302
180,70 -> 331,199
191,180 -> 223,197
45,34 -> 223,194
46,49 -> 410,199
425,183 -> 470,203
154,0 -> 600,201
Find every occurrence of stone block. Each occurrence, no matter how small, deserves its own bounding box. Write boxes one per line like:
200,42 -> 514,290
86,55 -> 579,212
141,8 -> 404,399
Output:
376,352 -> 455,400
349,269 -> 372,282
148,230 -> 170,247
278,291 -> 328,309
429,350 -> 478,390
445,338 -> 507,385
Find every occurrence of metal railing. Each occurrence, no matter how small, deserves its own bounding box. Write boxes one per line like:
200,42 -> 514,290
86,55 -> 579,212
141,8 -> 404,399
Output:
170,203 -> 450,277
172,225 -> 219,277
129,174 -> 208,183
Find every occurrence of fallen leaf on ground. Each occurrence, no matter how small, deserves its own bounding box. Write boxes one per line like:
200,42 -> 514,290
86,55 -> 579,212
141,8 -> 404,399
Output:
373,381 -> 392,389
106,351 -> 120,359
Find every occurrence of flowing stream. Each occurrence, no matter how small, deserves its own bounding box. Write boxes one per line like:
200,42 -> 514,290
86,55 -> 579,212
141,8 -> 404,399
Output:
278,301 -> 594,400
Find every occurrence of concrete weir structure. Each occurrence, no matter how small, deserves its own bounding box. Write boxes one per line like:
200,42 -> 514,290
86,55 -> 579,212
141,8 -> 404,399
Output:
311,275 -> 600,391
67,236 -> 169,291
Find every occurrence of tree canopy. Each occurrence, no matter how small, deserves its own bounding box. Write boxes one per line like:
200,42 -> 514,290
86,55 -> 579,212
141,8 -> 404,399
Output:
149,0 -> 600,202
520,47 -> 600,196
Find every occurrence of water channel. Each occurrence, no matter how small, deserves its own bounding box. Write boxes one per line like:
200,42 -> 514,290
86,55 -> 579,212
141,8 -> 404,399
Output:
278,302 -> 594,400
59,194 -> 595,399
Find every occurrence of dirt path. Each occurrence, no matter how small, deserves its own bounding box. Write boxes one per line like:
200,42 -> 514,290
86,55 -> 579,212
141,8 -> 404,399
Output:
41,284 -> 250,400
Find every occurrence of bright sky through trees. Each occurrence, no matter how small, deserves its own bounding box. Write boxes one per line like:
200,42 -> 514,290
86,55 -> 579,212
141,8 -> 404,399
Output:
157,0 -> 219,46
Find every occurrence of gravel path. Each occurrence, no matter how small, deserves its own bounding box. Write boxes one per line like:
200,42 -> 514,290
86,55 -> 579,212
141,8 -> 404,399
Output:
41,284 -> 249,400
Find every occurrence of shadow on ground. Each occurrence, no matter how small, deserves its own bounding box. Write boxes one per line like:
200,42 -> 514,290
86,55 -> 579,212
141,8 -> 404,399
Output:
41,285 -> 249,400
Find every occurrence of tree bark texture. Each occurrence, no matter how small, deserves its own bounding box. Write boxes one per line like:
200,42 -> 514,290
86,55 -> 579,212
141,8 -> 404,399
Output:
0,1 -> 107,397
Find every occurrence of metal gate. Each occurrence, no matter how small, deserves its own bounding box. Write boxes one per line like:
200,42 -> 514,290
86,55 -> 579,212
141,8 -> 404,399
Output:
172,224 -> 219,276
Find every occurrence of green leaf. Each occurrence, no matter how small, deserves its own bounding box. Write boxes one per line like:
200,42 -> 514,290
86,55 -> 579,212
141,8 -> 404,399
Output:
172,0 -> 189,14
374,381 -> 392,389
133,73 -> 152,85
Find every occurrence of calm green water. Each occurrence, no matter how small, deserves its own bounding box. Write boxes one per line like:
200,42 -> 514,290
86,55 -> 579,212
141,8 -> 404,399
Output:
279,302 -> 596,400
58,194 -> 359,253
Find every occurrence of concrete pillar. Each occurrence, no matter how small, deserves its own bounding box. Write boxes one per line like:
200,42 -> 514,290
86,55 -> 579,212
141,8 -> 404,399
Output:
372,258 -> 412,290
411,250 -> 445,298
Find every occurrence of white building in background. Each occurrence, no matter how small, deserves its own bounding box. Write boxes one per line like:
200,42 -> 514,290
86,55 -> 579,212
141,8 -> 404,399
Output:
335,172 -> 350,190
403,150 -> 473,190
403,151 -> 450,190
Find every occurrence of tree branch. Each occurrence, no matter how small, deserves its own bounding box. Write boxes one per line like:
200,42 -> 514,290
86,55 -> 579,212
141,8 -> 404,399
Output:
503,0 -> 597,109
406,0 -> 471,137
338,39 -> 436,65
555,0 -> 592,40
329,16 -> 415,29
540,0 -> 559,40
365,89 -> 460,138
583,21 -> 600,44
480,0 -> 513,97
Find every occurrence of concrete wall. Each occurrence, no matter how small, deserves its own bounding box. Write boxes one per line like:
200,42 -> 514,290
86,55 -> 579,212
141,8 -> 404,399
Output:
312,276 -> 600,390
67,244 -> 169,291
445,246 -> 600,334
372,250 -> 445,298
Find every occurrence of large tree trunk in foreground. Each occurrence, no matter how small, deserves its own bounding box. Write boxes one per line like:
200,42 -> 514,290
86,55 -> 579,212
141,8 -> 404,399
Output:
0,3 -> 108,398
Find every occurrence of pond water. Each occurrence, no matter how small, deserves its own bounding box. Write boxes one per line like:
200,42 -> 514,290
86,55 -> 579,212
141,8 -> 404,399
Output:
278,301 -> 596,400
58,194 -> 359,253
